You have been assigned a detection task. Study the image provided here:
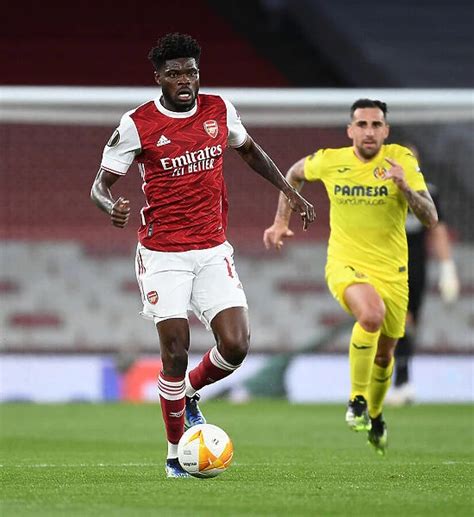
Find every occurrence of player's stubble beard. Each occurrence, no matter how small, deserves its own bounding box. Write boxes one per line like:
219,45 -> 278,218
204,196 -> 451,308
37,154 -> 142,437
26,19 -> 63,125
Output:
165,83 -> 199,113
357,142 -> 381,161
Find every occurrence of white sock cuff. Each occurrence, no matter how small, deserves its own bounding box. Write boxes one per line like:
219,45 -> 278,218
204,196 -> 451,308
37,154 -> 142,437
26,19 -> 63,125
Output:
185,371 -> 196,398
158,374 -> 185,401
167,441 -> 179,459
210,346 -> 240,372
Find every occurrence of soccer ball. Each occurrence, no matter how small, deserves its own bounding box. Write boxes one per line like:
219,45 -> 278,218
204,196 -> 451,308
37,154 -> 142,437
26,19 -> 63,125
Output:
177,423 -> 233,478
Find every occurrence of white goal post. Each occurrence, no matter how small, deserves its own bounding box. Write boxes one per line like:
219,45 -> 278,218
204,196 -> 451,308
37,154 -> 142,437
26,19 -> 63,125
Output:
1,86 -> 473,126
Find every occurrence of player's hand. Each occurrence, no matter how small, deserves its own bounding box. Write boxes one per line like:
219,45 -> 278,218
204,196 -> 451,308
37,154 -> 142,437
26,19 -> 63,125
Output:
263,222 -> 295,250
111,197 -> 130,228
285,189 -> 315,230
439,259 -> 460,304
385,158 -> 409,191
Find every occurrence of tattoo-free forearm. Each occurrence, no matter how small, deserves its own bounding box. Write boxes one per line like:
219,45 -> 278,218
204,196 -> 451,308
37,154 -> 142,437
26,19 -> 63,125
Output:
237,138 -> 295,195
90,169 -> 119,215
275,164 -> 305,224
91,182 -> 114,215
429,222 -> 453,261
403,189 -> 438,228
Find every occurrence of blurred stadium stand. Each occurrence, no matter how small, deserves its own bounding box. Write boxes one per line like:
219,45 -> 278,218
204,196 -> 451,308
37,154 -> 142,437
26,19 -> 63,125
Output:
0,0 -> 288,87
1,1 -> 473,358
211,0 -> 474,238
286,0 -> 474,88
0,124 -> 341,248
1,240 -> 473,354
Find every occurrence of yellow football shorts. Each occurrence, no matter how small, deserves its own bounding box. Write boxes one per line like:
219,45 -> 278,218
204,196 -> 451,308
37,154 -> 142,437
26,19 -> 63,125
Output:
325,261 -> 408,338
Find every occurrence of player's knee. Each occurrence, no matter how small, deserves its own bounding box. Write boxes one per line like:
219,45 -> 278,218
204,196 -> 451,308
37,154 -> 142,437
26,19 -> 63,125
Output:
358,303 -> 385,332
219,331 -> 250,366
161,340 -> 189,375
359,312 -> 384,332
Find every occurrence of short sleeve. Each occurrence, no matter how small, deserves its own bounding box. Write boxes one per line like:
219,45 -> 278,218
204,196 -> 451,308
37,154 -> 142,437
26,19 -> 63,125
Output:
303,149 -> 325,181
223,98 -> 248,148
399,147 -> 428,192
100,112 -> 141,175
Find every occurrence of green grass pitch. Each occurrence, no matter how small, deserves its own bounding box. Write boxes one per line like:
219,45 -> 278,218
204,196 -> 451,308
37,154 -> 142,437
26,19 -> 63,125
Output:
1,401 -> 472,516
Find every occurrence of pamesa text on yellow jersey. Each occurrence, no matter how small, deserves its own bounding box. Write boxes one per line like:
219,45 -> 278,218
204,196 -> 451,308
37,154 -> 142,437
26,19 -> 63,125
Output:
304,144 -> 428,280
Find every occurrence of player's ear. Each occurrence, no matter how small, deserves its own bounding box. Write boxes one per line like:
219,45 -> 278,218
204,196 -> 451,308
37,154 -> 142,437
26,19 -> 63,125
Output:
154,71 -> 161,86
384,124 -> 390,139
347,123 -> 353,139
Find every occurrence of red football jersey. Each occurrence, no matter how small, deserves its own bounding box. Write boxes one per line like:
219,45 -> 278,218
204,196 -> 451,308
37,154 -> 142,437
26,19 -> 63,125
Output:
101,94 -> 247,252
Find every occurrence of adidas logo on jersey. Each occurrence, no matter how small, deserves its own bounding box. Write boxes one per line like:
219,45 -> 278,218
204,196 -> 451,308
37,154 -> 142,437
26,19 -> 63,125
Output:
156,135 -> 171,147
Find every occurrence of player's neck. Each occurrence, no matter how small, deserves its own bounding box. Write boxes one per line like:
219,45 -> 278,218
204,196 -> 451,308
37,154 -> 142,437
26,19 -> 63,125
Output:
159,96 -> 196,113
352,147 -> 381,163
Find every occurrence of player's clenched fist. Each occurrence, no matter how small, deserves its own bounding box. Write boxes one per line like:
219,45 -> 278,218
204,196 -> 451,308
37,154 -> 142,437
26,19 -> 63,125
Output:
111,197 -> 130,228
263,223 -> 295,250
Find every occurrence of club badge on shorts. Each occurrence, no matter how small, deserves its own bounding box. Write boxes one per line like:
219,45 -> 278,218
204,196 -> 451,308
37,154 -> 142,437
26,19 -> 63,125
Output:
147,291 -> 159,305
203,120 -> 218,138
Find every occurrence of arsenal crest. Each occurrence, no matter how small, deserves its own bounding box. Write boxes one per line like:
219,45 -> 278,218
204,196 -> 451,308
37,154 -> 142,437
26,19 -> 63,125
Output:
203,120 -> 218,138
147,291 -> 159,305
373,166 -> 387,180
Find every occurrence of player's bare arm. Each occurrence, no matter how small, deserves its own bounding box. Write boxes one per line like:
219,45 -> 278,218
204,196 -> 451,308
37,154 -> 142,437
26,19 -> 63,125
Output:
263,157 -> 308,250
90,168 -> 131,228
235,137 -> 315,230
385,157 -> 438,228
403,189 -> 438,228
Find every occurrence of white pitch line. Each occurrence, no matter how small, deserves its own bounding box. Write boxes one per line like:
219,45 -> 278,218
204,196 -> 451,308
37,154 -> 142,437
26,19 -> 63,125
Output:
0,463 -> 160,468
0,462 -> 297,468
442,461 -> 474,465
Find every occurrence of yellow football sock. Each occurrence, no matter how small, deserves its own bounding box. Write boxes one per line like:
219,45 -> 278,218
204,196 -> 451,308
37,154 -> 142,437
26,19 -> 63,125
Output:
368,357 -> 394,418
349,322 -> 380,400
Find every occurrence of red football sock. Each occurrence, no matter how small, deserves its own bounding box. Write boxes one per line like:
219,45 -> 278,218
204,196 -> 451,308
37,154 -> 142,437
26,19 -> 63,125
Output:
188,347 -> 239,392
158,372 -> 185,445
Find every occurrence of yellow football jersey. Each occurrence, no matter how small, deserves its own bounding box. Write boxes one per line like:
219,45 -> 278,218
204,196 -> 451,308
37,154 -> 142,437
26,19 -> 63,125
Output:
304,144 -> 428,280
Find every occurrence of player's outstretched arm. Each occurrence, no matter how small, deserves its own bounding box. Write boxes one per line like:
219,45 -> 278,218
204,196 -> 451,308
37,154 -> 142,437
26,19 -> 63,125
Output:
429,222 -> 460,303
90,168 -> 131,228
385,158 -> 438,228
235,136 -> 315,230
263,157 -> 308,250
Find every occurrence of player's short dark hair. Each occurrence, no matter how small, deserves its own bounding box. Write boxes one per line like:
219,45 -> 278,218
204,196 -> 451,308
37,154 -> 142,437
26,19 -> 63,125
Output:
148,33 -> 201,71
350,99 -> 388,119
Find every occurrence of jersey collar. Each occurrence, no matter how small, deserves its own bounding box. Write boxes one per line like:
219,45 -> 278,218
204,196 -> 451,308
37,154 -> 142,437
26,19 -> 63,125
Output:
154,97 -> 198,118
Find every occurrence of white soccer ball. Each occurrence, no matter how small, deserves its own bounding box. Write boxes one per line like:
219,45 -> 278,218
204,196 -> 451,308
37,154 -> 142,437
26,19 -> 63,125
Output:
177,423 -> 233,478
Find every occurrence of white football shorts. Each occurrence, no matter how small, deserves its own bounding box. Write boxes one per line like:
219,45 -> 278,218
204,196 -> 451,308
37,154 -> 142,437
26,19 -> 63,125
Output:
135,241 -> 248,329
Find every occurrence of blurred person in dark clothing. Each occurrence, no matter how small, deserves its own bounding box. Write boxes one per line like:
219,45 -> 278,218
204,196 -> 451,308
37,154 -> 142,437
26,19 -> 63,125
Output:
388,146 -> 459,406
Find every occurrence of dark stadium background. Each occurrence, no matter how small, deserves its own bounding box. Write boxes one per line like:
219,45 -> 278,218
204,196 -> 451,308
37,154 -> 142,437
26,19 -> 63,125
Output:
1,0 -> 472,396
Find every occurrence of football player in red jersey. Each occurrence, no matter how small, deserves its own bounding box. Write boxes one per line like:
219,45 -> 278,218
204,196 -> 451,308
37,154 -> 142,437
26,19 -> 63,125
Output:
91,33 -> 315,477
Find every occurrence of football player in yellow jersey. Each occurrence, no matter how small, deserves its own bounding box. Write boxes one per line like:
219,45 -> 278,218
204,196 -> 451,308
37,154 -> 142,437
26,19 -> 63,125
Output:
263,99 -> 438,455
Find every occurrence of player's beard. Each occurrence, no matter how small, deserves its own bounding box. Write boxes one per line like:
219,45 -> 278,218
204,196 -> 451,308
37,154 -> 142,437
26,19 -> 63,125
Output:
176,92 -> 196,110
171,86 -> 199,112
358,142 -> 380,160
160,84 -> 198,112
